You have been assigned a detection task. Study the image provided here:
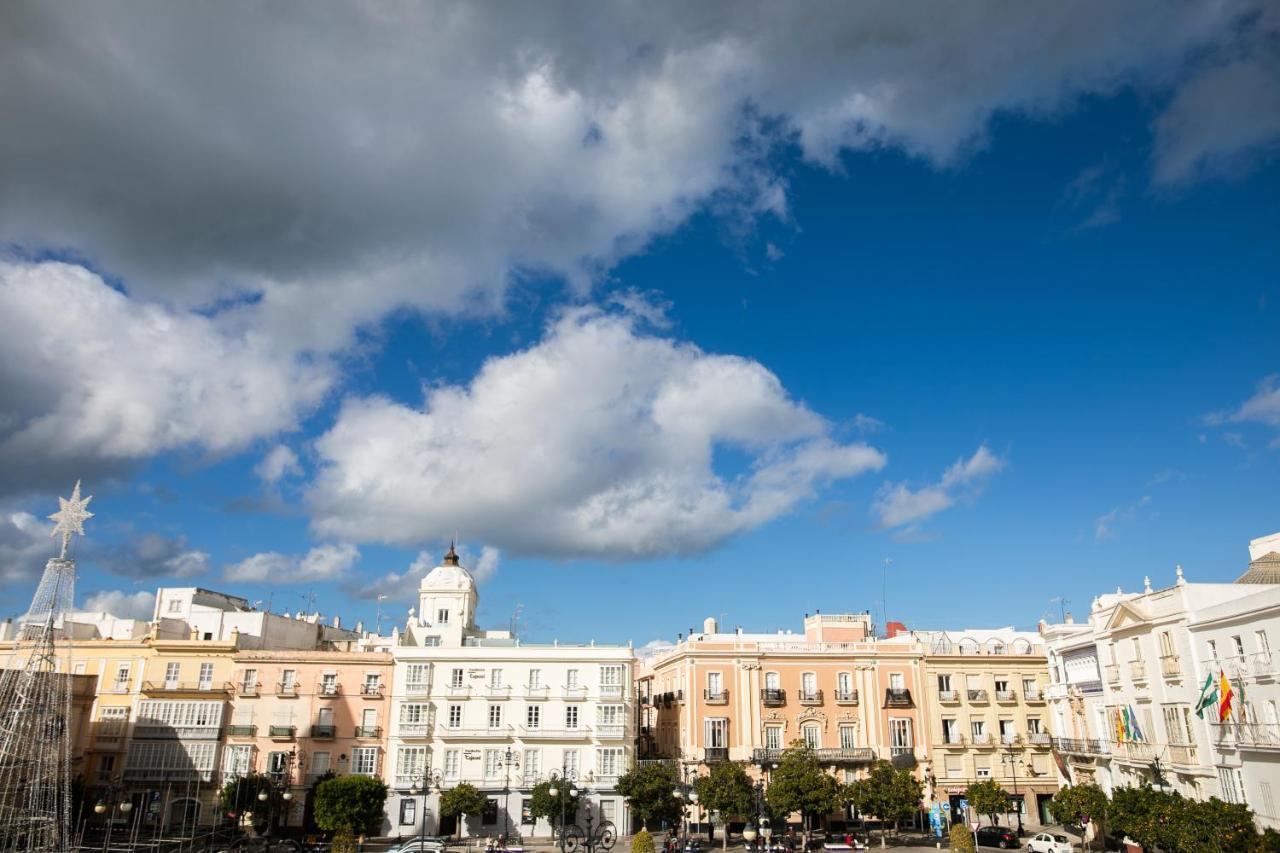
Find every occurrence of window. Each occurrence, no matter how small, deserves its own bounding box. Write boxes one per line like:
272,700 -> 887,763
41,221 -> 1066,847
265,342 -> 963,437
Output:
281,669 -> 297,689
1219,767 -> 1245,804
601,666 -> 624,691
598,705 -> 624,726
484,749 -> 502,780
352,747 -> 378,775
165,663 -> 181,686
396,746 -> 427,778
311,752 -> 331,776
437,609 -> 450,624
706,718 -> 728,748
222,745 -> 253,778
400,799 -> 417,826
801,672 -> 817,698
944,755 -> 962,778
1233,635 -> 1245,657
1022,678 -> 1037,696
529,669 -> 542,688
406,664 -> 429,688
168,599 -> 182,613
707,672 -> 723,696
96,754 -> 116,783
268,750 -> 290,773
889,719 -> 913,755
402,704 -> 429,726
1027,718 -> 1042,734
837,672 -> 853,698
361,708 -> 378,730
443,749 -> 460,780
243,668 -> 258,689
565,706 -> 579,729
490,669 -> 504,688
765,672 -> 780,690
971,719 -> 986,739
488,705 -> 503,729
889,672 -> 904,690
1257,631 -> 1271,659
838,725 -> 857,749
451,668 -> 464,688
317,707 -> 333,727
72,662 -> 86,675
114,664 -> 131,689
976,767 -> 991,779
527,706 -> 541,729
597,748 -> 623,776
941,718 -> 958,743
994,679 -> 1009,693
1159,631 -> 1175,657
802,724 -> 820,749
523,749 -> 540,784
1131,638 -> 1141,661
765,726 -> 783,749
448,705 -> 462,728
198,663 -> 214,688
483,799 -> 499,826
320,673 -> 337,695
937,674 -> 951,692
563,749 -> 579,775
364,673 -> 380,691
1207,640 -> 1218,661
566,669 -> 579,688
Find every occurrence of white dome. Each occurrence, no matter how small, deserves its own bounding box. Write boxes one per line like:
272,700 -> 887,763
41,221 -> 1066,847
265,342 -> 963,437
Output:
421,563 -> 475,591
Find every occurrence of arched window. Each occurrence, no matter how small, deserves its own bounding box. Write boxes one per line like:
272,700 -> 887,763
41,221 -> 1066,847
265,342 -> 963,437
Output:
958,637 -> 979,655
1011,638 -> 1032,655
988,640 -> 1006,655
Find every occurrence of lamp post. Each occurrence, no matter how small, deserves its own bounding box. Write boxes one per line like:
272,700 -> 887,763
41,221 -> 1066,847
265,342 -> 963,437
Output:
547,767 -> 580,853
410,769 -> 445,847
672,767 -> 699,843
259,748 -> 297,841
94,779 -> 133,853
999,749 -> 1023,837
501,747 -> 521,842
743,779 -> 766,851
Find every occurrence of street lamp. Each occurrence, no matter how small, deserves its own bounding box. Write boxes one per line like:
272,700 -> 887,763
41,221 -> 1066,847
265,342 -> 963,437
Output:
501,747 -> 521,842
95,786 -> 133,853
999,749 -> 1023,837
547,768 -> 580,853
410,768 -> 445,848
672,768 -> 700,843
262,748 -> 298,840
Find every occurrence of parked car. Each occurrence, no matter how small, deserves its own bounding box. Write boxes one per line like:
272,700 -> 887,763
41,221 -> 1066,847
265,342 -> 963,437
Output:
1025,832 -> 1073,853
974,826 -> 1020,849
388,839 -> 450,853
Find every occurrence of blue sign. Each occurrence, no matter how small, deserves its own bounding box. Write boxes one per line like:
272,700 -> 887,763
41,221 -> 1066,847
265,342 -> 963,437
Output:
958,799 -> 969,812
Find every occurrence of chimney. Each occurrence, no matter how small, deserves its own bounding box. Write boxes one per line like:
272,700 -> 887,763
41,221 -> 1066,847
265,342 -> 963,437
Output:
703,616 -> 717,634
1065,612 -> 1075,624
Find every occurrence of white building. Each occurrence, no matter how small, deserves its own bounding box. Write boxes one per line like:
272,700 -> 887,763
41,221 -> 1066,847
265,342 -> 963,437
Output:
151,587 -> 362,648
1040,615 -> 1111,791
385,547 -> 635,841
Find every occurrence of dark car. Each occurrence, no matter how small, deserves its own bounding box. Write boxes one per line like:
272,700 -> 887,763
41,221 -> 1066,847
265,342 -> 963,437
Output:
974,826 -> 1019,849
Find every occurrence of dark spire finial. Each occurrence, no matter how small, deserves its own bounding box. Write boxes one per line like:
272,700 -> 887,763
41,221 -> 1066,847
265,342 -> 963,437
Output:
444,538 -> 460,566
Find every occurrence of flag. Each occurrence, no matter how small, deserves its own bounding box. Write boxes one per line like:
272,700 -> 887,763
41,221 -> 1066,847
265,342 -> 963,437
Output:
1128,705 -> 1145,742
1114,708 -> 1126,743
1194,672 -> 1218,719
1219,670 -> 1234,722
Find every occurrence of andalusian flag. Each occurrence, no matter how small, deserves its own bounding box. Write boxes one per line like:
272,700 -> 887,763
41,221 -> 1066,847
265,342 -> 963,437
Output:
1128,705 -> 1145,742
1219,670 -> 1234,722
1195,672 -> 1218,719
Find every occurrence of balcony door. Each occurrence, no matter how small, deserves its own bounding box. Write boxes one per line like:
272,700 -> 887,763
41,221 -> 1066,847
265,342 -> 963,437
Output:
318,707 -> 333,727
704,718 -> 727,748
801,672 -> 816,698
765,672 -> 779,690
164,662 -> 180,689
707,672 -> 722,697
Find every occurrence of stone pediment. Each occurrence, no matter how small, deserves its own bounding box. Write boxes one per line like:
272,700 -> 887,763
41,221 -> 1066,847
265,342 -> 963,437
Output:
1104,600 -> 1150,632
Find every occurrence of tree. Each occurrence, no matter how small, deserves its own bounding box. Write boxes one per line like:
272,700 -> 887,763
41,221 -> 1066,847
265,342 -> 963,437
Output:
617,762 -> 684,830
218,773 -> 274,832
965,780 -> 1009,828
845,760 -> 923,849
765,743 -> 842,849
313,775 -> 388,835
528,779 -> 583,831
632,828 -> 655,853
1179,796 -> 1257,853
948,823 -> 976,853
1048,784 -> 1109,850
440,783 -> 489,840
694,763 -> 755,849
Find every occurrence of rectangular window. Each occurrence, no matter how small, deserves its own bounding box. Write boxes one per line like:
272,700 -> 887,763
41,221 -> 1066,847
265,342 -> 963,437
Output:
889,672 -> 904,690
563,749 -> 579,776
1233,635 -> 1245,657
523,749 -> 540,784
267,750 -> 289,773
1208,640 -> 1218,661
565,706 -> 579,729
937,674 -> 951,692
317,707 -> 333,726
944,755 -> 962,778
802,724 -> 820,749
168,599 -> 182,613
527,706 -> 541,729
222,744 -> 253,778
483,799 -> 498,826
281,669 -> 297,689
765,672 -> 780,690
311,752 -> 331,776
941,718 -> 957,743
406,664 -> 429,688
115,664 -> 131,688
994,679 -> 1009,693
488,705 -> 503,728
566,669 -> 579,688
490,669 -> 503,688
400,799 -> 417,826
1256,631 -> 1271,658
1027,717 -> 1042,734
838,726 -> 857,749
198,663 -> 214,688
362,708 -> 378,729
352,747 -> 378,776
1022,678 -> 1036,696
444,749 -> 460,780
889,719 -> 913,755
320,673 -> 337,695
600,665 -> 624,694
976,767 -> 991,778
448,705 -> 462,728
765,726 -> 782,749
1219,767 -> 1243,804
165,662 -> 181,686
598,705 -> 624,726
705,718 -> 728,748
707,672 -> 722,695
451,668 -> 464,688
243,668 -> 258,689
437,609 -> 450,624
801,672 -> 817,697
402,704 -> 429,725
597,748 -> 624,776
484,749 -> 502,780
529,669 -> 542,688
1159,631 -> 1175,657
837,672 -> 853,699
970,719 -> 986,738
396,746 -> 427,778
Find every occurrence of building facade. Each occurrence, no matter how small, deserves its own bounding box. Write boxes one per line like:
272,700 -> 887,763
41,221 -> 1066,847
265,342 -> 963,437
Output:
385,547 -> 635,840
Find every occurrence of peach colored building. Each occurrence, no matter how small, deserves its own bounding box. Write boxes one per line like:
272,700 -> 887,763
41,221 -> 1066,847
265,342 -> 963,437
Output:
224,649 -> 395,826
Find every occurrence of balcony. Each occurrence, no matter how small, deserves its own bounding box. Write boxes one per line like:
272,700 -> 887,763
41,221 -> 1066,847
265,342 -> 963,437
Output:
484,685 -> 511,700
519,726 -> 590,740
1051,737 -> 1109,756
753,747 -> 875,765
1128,661 -> 1147,683
354,726 -> 382,739
276,682 -> 299,697
596,724 -> 626,740
884,688 -> 914,708
1105,664 -> 1120,684
1215,722 -> 1280,751
1043,684 -> 1068,701
563,686 -> 588,700
140,681 -> 228,695
1027,732 -> 1051,746
317,682 -> 341,698
445,684 -> 471,699
1168,743 -> 1197,764
525,685 -> 550,700
1000,733 -> 1021,746
1159,655 -> 1182,679
704,747 -> 730,763
600,684 -> 625,699
132,723 -> 220,740
360,683 -> 384,699
226,724 -> 257,737
237,683 -> 260,698
1116,741 -> 1156,761
970,733 -> 992,746
311,724 -> 336,739
938,690 -> 959,703
798,690 -> 824,706
399,723 -> 431,738
1249,653 -> 1275,680
435,725 -> 513,739
404,680 -> 431,696
102,682 -> 133,695
939,733 -> 965,747
1024,688 -> 1043,702
703,689 -> 729,705
761,688 -> 786,707
967,689 -> 989,703
994,690 -> 1016,703
834,689 -> 858,705
269,725 -> 297,740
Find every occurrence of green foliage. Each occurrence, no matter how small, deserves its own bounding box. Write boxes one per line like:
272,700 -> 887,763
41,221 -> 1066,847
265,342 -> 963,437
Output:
845,760 -> 923,844
528,779 -> 583,828
948,823 -> 976,853
218,774 -> 273,831
617,762 -> 684,829
1257,828 -> 1280,852
1048,784 -> 1109,828
764,743 -> 841,833
695,763 -> 755,823
964,779 -> 1009,826
313,775 -> 389,834
1110,786 -> 1260,852
331,827 -> 356,853
632,828 -> 655,853
439,782 -> 489,838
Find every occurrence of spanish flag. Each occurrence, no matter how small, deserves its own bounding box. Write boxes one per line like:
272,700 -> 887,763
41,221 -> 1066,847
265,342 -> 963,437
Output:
1114,708 -> 1126,742
1219,670 -> 1234,722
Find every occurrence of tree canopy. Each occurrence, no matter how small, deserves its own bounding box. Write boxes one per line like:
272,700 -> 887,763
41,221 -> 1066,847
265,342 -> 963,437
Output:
1048,784 -> 1109,849
765,743 -> 841,842
964,779 -> 1009,827
845,760 -> 923,848
694,763 -> 756,848
528,779 -> 583,829
439,783 -> 489,838
217,773 -> 274,832
313,775 -> 389,834
617,762 -> 684,830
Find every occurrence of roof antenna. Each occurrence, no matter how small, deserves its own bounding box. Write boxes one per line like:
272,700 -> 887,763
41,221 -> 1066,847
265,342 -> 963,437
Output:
882,558 -> 891,636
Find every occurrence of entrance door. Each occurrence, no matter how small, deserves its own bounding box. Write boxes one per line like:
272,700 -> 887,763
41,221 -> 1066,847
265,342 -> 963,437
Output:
439,814 -> 457,837
1036,794 -> 1054,825
167,798 -> 200,832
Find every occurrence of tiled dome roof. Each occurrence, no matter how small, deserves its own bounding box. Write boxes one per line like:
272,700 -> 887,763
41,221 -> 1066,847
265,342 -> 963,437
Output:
1235,551 -> 1280,584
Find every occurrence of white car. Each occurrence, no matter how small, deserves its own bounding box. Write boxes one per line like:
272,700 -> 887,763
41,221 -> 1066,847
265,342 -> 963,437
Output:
1025,832 -> 1072,853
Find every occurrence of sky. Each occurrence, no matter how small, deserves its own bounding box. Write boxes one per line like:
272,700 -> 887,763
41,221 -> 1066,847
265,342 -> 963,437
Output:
1,2 -> 1278,646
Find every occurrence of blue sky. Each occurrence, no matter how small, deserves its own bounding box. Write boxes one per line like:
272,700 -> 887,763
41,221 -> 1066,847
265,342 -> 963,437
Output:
1,3 -> 1277,645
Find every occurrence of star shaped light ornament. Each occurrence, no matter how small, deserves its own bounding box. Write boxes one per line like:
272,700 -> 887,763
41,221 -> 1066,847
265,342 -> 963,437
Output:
49,480 -> 93,559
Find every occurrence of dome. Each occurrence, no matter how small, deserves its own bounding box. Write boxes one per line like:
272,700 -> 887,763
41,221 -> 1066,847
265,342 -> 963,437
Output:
420,543 -> 476,591
1236,551 -> 1280,585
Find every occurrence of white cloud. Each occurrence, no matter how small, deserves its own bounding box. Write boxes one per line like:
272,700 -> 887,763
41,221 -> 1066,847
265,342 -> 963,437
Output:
637,638 -> 676,658
91,533 -> 210,579
1095,495 -> 1152,541
873,445 -> 1005,529
347,544 -> 500,604
310,308 -> 885,558
81,589 -> 156,621
0,509 -> 55,585
224,543 -> 359,584
1208,374 -> 1280,430
256,445 -> 303,485
0,261 -> 332,495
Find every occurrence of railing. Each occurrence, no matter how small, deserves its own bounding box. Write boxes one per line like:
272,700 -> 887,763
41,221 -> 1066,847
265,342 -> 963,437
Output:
269,725 -> 297,739
354,726 -> 382,738
519,726 -> 590,740
525,685 -> 550,699
360,682 -> 384,697
226,725 -> 257,736
1024,688 -> 1043,702
600,684 -> 625,698
400,722 -> 432,737
141,681 -> 227,694
317,681 -> 341,697
1043,684 -> 1068,700
1051,737 -> 1109,755
799,690 -> 824,705
1160,655 -> 1181,678
994,690 -> 1016,702
753,747 -> 876,764
940,733 -> 965,745
884,688 -> 913,708
596,724 -> 626,739
445,684 -> 471,698
1168,743 -> 1197,764
1215,722 -> 1280,750
761,688 -> 786,706
1128,661 -> 1147,681
1116,741 -> 1156,761
484,685 -> 511,699
1249,653 -> 1275,679
563,685 -> 588,700
276,682 -> 299,697
704,747 -> 729,762
703,689 -> 729,704
311,724 -> 336,738
835,689 -> 858,704
1105,664 -> 1120,684
1027,732 -> 1051,746
124,768 -> 215,782
132,724 -> 220,740
967,689 -> 989,702
404,681 -> 431,695
938,690 -> 958,702
435,725 -> 513,738
970,733 -> 991,745
237,683 -> 260,697
1000,733 -> 1021,745
102,682 -> 133,695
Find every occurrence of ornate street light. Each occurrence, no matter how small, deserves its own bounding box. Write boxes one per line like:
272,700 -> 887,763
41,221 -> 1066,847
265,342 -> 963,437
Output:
409,768 -> 445,849
547,768 -> 580,853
